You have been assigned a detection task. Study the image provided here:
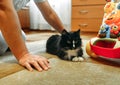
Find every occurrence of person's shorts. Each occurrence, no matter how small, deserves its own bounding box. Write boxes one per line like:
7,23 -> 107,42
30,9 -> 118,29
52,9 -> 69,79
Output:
13,0 -> 46,11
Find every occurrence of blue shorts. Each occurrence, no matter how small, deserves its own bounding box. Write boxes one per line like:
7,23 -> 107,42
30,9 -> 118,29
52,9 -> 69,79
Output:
13,0 -> 46,11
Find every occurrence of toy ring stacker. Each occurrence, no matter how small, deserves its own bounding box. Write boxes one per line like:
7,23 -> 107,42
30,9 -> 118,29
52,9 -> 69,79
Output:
86,37 -> 120,59
86,0 -> 120,60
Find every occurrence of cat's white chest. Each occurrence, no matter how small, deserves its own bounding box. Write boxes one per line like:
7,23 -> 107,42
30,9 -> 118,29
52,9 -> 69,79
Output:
65,49 -> 84,62
66,49 -> 77,57
65,49 -> 78,60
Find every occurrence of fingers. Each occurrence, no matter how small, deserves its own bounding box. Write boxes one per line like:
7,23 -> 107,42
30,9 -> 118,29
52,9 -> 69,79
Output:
25,63 -> 33,72
18,54 -> 51,72
30,61 -> 43,72
43,60 -> 51,69
37,57 -> 51,71
22,60 -> 50,72
28,59 -> 50,72
38,60 -> 48,71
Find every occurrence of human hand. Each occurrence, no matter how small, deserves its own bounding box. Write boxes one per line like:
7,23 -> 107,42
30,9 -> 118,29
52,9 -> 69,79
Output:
18,53 -> 51,72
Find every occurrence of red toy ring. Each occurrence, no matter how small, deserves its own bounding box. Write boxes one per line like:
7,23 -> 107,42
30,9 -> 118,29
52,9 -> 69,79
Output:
86,37 -> 120,59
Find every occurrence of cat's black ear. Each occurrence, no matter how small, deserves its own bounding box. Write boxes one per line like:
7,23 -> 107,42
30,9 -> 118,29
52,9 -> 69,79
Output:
61,29 -> 68,35
75,29 -> 80,35
77,29 -> 80,33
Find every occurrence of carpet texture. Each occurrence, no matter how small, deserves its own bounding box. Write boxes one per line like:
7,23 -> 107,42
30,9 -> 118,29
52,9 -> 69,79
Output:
0,32 -> 120,85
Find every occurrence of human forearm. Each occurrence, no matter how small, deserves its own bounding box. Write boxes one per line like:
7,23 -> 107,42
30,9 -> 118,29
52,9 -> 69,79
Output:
35,1 -> 65,33
0,1 -> 29,60
0,0 -> 51,72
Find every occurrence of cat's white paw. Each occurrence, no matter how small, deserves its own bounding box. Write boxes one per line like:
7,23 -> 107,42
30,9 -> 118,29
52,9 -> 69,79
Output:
78,57 -> 84,62
72,57 -> 78,62
72,57 -> 84,62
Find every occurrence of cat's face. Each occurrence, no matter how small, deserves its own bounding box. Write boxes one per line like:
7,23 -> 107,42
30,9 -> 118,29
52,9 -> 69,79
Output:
60,29 -> 82,50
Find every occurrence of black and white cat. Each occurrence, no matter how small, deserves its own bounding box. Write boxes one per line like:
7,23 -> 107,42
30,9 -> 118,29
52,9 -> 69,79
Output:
46,29 -> 84,61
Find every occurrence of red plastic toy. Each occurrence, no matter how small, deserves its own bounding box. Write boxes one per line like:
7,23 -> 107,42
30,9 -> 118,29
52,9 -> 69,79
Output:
86,1 -> 120,60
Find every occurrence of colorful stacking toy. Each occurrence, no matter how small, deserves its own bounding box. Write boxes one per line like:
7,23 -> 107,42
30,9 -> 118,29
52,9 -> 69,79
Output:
86,0 -> 120,60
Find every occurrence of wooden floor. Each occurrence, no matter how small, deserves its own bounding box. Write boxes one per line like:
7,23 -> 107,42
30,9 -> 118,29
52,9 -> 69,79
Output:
24,29 -> 98,40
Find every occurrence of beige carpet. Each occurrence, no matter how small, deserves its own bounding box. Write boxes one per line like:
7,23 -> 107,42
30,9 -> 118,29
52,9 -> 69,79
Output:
0,32 -> 120,85
0,58 -> 120,85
